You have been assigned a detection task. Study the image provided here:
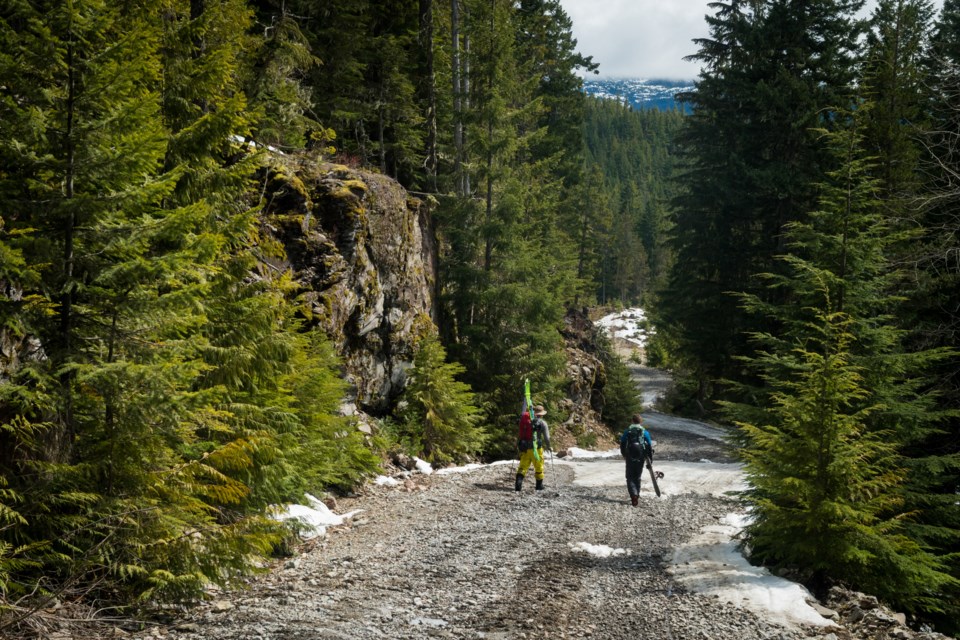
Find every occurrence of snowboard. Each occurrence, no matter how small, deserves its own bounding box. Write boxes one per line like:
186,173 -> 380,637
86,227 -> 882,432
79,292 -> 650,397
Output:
645,455 -> 662,497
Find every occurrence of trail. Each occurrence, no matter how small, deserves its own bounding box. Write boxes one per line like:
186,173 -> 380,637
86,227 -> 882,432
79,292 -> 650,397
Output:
125,408 -> 834,640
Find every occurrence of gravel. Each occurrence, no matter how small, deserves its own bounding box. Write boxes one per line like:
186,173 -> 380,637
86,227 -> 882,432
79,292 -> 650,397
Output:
125,426 -> 834,640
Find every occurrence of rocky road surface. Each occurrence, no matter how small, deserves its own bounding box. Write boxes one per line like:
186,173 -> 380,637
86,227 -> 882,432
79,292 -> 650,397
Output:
124,422 -> 834,640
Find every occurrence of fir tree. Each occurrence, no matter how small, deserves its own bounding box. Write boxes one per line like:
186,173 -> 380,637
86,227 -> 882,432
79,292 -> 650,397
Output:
396,334 -> 487,464
725,108 -> 957,615
246,0 -> 321,150
655,0 -> 864,414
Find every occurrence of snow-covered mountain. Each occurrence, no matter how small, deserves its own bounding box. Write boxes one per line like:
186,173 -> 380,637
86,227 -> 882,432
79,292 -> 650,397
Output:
583,77 -> 694,112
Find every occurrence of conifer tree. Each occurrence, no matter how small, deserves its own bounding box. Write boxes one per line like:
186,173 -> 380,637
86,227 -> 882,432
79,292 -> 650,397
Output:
899,2 -> 960,627
433,0 -> 586,450
395,334 -> 487,464
0,0 -> 198,601
582,98 -> 683,303
0,0 -> 358,608
246,0 -> 321,150
655,0 -> 864,414
725,108 -> 957,616
862,0 -> 934,201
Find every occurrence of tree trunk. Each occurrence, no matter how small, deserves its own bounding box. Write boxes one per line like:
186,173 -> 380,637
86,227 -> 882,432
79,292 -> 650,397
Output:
59,32 -> 78,460
420,0 -> 438,190
452,0 -> 464,195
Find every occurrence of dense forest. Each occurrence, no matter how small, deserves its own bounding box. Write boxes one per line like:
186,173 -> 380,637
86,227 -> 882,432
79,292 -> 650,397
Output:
1,0 -> 958,634
651,0 -> 960,630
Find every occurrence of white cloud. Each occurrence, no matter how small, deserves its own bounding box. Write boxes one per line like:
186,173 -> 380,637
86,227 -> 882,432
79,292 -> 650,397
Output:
559,0 -> 946,80
560,0 -> 710,79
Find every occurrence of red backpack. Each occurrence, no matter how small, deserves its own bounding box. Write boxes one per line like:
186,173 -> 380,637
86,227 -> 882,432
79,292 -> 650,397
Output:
517,412 -> 533,441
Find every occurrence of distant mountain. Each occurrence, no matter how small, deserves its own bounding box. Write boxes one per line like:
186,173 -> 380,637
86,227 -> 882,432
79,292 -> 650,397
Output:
582,77 -> 694,112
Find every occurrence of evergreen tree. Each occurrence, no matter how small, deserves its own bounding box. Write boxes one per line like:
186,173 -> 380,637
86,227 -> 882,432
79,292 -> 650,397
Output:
596,334 -> 643,433
582,98 -> 683,303
395,334 -> 488,464
0,0 -> 357,608
654,0 -> 864,414
862,0 -> 934,201
246,0 -> 322,150
725,109 -> 957,616
434,0 -> 589,450
897,2 -> 960,628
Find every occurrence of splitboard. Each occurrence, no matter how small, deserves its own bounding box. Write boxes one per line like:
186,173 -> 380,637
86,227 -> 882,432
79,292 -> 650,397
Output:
645,456 -> 662,497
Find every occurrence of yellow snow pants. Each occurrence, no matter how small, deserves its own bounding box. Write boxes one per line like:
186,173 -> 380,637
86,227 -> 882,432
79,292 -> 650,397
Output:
517,447 -> 545,480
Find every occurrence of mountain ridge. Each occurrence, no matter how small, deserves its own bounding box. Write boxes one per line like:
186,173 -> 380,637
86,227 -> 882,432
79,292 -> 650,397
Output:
583,76 -> 694,112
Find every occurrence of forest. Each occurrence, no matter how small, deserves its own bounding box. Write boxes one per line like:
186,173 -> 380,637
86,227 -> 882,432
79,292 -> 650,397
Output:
0,0 -> 958,634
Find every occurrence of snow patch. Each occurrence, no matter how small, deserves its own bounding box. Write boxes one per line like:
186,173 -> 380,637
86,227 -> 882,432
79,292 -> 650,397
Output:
565,446 -> 621,459
569,541 -> 631,558
273,493 -> 362,539
595,308 -> 653,349
413,457 -> 434,475
669,513 -> 831,627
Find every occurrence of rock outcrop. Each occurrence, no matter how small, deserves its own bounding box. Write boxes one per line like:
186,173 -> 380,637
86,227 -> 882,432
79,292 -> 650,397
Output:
554,307 -> 617,452
261,163 -> 438,415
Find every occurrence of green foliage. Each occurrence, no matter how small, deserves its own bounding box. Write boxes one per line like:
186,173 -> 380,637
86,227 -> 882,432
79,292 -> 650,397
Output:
595,334 -> 642,434
725,109 -> 958,616
395,335 -> 488,465
432,0 -> 598,453
283,331 -> 381,493
583,98 -> 684,305
0,0 -> 374,615
245,2 -> 321,149
729,307 -> 939,598
654,0 -> 864,415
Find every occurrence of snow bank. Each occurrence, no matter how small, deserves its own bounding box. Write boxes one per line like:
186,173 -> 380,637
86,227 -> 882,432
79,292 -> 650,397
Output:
595,308 -> 654,349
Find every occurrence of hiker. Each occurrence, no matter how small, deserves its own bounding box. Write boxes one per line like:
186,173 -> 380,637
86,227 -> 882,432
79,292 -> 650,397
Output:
515,405 -> 552,492
620,414 -> 653,506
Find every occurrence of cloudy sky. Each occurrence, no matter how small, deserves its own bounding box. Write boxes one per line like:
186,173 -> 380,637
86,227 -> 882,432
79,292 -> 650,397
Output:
558,0 -> 946,80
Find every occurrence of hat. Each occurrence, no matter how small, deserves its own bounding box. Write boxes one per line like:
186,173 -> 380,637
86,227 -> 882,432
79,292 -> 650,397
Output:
533,405 -> 547,416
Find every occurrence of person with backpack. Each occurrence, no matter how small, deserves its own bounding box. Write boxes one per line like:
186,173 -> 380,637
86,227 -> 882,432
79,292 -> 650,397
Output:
515,405 -> 552,492
620,414 -> 653,506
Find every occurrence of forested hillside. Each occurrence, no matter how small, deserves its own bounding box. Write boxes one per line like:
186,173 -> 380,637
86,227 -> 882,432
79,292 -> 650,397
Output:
582,98 -> 683,304
0,0 -> 644,631
1,0 -> 958,635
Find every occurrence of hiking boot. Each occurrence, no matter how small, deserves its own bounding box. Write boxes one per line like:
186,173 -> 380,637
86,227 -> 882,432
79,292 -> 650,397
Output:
515,474 -> 523,492
631,494 -> 639,507
535,479 -> 544,491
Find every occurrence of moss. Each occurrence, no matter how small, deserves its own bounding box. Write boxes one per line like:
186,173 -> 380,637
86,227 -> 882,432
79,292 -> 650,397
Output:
410,313 -> 437,344
339,179 -> 368,194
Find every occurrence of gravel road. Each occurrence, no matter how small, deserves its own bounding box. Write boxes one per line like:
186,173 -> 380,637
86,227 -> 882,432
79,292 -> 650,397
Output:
129,423 -> 827,640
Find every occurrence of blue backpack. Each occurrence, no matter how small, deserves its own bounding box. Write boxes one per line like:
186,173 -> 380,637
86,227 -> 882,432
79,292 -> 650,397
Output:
625,425 -> 647,462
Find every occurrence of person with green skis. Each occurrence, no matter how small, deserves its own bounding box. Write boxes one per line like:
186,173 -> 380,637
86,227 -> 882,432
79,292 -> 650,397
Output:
620,414 -> 653,506
515,405 -> 551,492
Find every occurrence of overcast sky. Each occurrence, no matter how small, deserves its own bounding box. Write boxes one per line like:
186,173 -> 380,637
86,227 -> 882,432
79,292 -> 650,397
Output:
559,0 -> 946,80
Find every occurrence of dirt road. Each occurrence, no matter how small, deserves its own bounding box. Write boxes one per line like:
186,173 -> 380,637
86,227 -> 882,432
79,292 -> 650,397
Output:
128,420 -> 824,640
